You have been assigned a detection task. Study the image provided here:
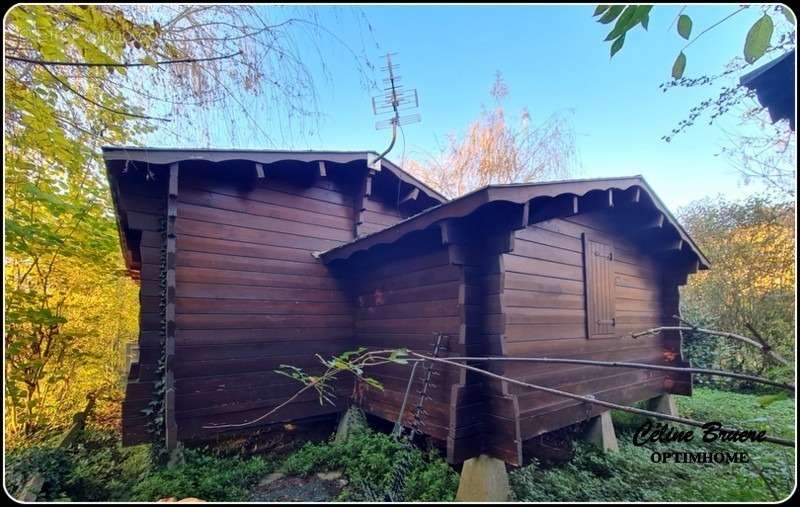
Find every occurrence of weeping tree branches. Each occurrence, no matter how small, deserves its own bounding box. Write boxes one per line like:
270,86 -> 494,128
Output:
4,4 -> 374,146
6,50 -> 242,68
407,72 -> 577,199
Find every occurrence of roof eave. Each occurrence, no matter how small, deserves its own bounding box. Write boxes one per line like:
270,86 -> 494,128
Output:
101,146 -> 448,204
320,176 -> 710,270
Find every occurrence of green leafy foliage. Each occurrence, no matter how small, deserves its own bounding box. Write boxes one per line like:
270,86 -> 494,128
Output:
6,429 -> 152,501
758,391 -> 789,408
677,14 -> 693,39
597,5 -> 625,24
4,4 -> 152,444
130,449 -> 271,501
511,389 -> 795,502
593,5 -> 793,81
604,6 -> 638,41
610,35 -> 625,57
6,428 -> 272,502
280,429 -> 459,501
595,4 -> 652,58
678,196 -> 794,391
744,14 -> 775,63
671,51 -> 687,79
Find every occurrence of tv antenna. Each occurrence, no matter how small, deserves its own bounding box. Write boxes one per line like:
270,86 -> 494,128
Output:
371,53 -> 421,166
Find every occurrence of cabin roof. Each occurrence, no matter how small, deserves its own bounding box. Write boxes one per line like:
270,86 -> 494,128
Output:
101,146 -> 448,202
102,146 -> 448,275
739,49 -> 795,129
318,175 -> 711,269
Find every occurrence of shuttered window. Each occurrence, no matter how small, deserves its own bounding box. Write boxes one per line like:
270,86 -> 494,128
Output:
582,234 -> 616,338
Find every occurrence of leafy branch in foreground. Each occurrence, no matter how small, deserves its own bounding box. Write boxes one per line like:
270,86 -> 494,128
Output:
593,5 -> 794,77
202,348 -> 410,430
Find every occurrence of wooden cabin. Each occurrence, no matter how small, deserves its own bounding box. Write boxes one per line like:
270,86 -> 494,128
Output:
104,147 -> 709,466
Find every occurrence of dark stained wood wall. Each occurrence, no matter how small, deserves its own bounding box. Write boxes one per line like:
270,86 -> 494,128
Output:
358,196 -> 408,236
118,173 -> 167,445
345,232 -> 464,448
171,167 -> 359,439
119,164 -> 696,463
455,235 -> 522,464
355,171 -> 418,237
498,210 -> 689,448
118,159 -> 435,446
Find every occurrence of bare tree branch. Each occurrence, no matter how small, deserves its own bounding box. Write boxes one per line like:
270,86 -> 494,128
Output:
444,356 -> 794,391
632,327 -> 789,366
5,50 -> 242,68
39,64 -> 171,122
412,352 -> 794,448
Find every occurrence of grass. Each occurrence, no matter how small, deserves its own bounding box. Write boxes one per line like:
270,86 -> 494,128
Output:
5,430 -> 274,502
279,421 -> 459,501
7,388 -> 794,502
510,388 -> 796,502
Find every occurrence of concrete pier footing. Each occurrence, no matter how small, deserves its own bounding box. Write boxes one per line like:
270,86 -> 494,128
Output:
455,454 -> 511,502
583,411 -> 619,452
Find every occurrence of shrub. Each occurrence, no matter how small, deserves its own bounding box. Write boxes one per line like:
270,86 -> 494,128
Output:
129,448 -> 271,501
280,429 -> 459,501
5,428 -> 150,501
510,388 -> 795,502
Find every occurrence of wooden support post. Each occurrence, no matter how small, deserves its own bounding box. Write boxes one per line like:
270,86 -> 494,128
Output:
647,394 -> 679,417
165,163 -> 179,452
455,454 -> 510,502
353,169 -> 375,238
583,411 -> 618,452
365,169 -> 375,197
318,160 -> 327,177
255,162 -> 265,179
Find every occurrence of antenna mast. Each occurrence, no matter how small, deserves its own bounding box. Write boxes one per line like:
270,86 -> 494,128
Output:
371,53 -> 421,165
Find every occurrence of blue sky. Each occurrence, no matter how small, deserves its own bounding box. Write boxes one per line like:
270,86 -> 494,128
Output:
150,4 -> 791,211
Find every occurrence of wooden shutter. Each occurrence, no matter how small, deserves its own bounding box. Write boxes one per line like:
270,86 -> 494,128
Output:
582,234 -> 616,338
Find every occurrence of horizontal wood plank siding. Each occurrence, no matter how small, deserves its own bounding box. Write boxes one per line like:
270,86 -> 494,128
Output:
356,190 -> 410,237
503,211 -> 688,446
349,238 -> 463,452
118,175 -> 168,445
172,173 -> 356,439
